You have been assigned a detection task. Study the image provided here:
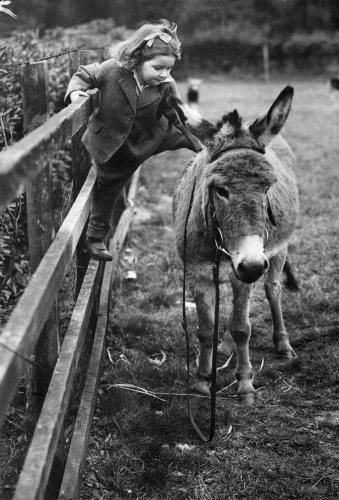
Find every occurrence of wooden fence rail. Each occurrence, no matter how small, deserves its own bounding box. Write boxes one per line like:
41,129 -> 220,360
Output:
0,93 -> 96,210
0,50 -> 139,498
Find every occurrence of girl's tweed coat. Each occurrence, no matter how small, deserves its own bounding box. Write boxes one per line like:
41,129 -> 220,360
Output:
65,58 -> 187,163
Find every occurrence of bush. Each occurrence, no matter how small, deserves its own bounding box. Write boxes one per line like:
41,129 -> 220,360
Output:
0,19 -> 131,149
180,27 -> 338,75
181,24 -> 266,72
282,31 -> 339,70
0,19 -> 131,319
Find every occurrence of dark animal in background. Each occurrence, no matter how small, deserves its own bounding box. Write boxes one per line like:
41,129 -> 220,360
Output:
330,77 -> 339,90
187,78 -> 203,111
173,87 -> 299,404
328,77 -> 339,100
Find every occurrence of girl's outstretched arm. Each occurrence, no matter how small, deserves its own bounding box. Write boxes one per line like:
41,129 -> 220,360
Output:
65,62 -> 101,103
69,90 -> 90,102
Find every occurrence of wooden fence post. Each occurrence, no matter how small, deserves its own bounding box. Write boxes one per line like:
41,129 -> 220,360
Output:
21,60 -> 61,413
70,50 -> 92,197
263,43 -> 270,83
69,50 -> 92,296
99,47 -> 106,62
21,60 -> 64,494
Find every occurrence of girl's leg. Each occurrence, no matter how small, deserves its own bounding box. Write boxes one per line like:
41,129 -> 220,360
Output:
153,122 -> 197,154
85,149 -> 138,259
87,173 -> 131,240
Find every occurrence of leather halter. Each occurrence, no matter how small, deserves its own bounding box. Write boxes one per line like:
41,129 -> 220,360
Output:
209,189 -> 270,258
209,143 -> 271,256
210,144 -> 265,163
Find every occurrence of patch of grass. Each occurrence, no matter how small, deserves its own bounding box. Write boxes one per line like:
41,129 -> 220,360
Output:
81,80 -> 339,499
139,289 -> 178,311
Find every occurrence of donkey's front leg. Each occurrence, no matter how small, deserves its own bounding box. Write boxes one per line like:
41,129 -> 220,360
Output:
265,249 -> 294,358
191,281 -> 215,395
230,274 -> 256,404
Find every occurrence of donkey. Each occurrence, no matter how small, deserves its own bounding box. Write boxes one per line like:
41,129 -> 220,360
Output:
172,86 -> 299,403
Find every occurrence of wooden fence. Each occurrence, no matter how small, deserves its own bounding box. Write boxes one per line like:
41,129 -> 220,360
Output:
0,50 -> 138,498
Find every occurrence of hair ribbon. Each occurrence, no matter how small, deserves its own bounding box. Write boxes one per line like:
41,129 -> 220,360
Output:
144,32 -> 172,47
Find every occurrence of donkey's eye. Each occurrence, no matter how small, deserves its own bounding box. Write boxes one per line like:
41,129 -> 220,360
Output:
216,186 -> 229,199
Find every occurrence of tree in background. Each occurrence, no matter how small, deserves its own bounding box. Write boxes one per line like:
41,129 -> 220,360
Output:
1,0 -> 337,35
1,0 -> 337,77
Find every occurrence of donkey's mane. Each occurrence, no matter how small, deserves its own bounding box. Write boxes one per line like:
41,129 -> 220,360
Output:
217,109 -> 242,134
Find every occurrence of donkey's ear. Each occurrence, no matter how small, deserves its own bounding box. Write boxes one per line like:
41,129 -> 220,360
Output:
249,86 -> 294,147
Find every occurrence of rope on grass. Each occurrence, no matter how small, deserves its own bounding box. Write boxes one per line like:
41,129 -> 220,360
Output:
108,382 -> 238,400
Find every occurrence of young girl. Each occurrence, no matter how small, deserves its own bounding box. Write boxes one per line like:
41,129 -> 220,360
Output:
65,19 -> 201,261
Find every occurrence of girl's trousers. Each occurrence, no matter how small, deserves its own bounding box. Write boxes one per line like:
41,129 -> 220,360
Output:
86,125 -> 192,240
86,145 -> 139,240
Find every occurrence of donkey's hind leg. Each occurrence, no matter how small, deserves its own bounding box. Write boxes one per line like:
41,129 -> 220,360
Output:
265,248 -> 294,358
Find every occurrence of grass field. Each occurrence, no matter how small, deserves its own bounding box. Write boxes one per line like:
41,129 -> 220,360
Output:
80,79 -> 339,499
1,77 -> 336,498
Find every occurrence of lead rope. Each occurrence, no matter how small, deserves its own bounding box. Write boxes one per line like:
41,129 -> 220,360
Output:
182,180 -> 222,442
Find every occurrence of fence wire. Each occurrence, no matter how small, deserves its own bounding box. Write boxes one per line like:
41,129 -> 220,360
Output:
0,46 -> 105,71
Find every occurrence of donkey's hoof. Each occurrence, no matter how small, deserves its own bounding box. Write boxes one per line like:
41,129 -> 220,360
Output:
191,380 -> 210,396
274,337 -> 296,359
276,348 -> 294,360
238,392 -> 256,405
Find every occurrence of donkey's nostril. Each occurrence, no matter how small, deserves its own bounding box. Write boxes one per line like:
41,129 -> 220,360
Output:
236,258 -> 267,284
238,262 -> 245,273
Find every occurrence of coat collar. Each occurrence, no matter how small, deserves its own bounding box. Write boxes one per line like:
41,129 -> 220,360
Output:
118,69 -> 137,111
119,68 -> 162,111
137,86 -> 162,109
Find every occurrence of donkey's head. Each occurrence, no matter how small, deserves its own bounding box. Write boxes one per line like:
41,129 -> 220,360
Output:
201,149 -> 277,283
175,87 -> 294,283
178,85 -> 294,159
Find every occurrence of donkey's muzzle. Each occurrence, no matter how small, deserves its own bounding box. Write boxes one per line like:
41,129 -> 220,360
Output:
236,257 -> 269,283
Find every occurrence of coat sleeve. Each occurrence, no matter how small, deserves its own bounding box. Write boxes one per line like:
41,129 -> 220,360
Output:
64,62 -> 102,103
156,79 -> 183,120
157,80 -> 203,153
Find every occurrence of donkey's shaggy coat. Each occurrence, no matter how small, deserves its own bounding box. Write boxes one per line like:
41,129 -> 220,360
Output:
173,87 -> 299,402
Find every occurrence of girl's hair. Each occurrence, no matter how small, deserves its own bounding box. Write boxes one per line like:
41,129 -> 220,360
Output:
109,19 -> 181,70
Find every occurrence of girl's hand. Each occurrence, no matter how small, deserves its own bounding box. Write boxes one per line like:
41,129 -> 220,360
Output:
70,90 -> 89,102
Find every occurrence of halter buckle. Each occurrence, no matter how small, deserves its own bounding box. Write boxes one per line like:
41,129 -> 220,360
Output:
214,227 -> 224,248
263,228 -> 269,252
214,227 -> 231,258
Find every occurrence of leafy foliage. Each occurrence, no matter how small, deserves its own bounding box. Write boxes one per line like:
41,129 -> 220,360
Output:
0,19 -> 130,321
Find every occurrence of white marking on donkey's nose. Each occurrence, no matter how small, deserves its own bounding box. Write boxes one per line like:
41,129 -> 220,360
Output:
234,235 -> 269,284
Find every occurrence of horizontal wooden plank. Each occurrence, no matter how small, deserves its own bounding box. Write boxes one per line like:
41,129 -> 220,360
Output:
58,251 -> 112,500
0,91 -> 97,210
14,258 -> 104,500
0,167 -> 96,431
59,169 -> 140,499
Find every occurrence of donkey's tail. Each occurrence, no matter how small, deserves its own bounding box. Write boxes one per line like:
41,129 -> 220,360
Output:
283,259 -> 299,292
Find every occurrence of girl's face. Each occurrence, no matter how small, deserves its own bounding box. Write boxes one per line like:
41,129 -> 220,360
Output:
137,55 -> 176,86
